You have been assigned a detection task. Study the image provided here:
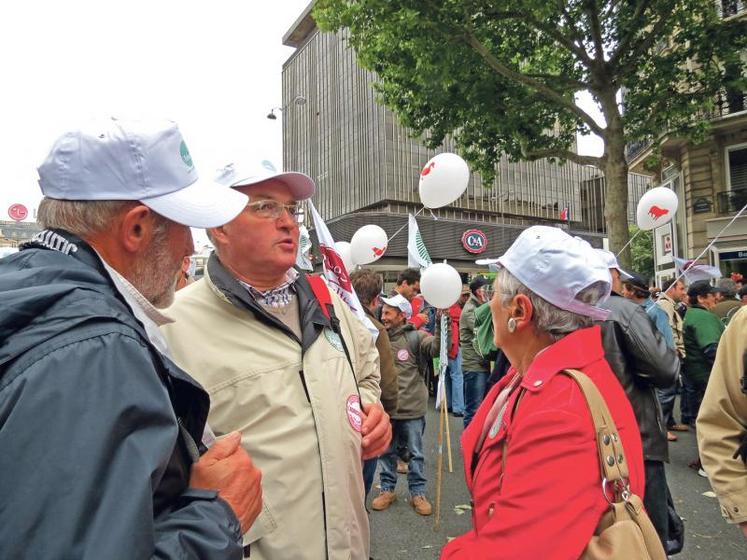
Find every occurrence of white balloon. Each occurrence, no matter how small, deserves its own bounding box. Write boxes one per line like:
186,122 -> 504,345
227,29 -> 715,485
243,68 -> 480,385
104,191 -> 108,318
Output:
334,241 -> 355,272
636,187 -> 678,231
420,263 -> 462,308
418,153 -> 470,208
350,225 -> 388,265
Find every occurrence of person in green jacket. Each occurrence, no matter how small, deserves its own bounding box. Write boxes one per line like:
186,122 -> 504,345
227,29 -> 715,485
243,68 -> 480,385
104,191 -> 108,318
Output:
459,276 -> 490,427
682,280 -> 725,452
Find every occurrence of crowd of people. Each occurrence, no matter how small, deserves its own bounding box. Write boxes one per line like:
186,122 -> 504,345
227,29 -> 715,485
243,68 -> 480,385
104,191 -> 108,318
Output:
0,117 -> 745,559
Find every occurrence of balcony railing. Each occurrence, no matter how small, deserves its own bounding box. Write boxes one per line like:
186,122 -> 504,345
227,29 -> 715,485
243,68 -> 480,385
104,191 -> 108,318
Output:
718,187 -> 747,214
718,1 -> 747,18
626,139 -> 654,162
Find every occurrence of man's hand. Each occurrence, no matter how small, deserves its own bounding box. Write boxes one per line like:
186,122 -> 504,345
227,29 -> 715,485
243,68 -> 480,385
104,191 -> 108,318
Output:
190,431 -> 262,534
360,402 -> 392,460
741,521 -> 747,538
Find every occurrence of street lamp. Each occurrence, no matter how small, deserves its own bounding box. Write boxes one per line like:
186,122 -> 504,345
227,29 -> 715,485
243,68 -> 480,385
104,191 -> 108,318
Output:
266,95 -> 307,119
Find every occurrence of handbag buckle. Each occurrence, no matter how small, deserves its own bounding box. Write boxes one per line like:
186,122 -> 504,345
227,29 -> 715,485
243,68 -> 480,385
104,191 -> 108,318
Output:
602,477 -> 631,504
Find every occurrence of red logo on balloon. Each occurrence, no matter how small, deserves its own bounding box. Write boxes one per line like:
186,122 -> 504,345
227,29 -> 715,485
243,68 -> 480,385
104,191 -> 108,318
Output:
372,246 -> 386,257
648,205 -> 669,220
8,204 -> 28,221
421,162 -> 435,177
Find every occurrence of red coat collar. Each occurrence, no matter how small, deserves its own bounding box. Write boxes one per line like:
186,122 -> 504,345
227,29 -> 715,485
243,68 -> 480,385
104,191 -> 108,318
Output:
518,325 -> 605,394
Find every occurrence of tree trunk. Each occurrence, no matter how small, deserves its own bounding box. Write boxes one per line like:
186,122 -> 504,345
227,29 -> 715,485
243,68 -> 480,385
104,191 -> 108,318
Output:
603,138 -> 632,268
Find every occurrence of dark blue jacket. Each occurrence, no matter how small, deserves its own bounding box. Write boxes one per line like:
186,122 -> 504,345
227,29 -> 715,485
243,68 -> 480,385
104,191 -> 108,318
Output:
0,229 -> 242,560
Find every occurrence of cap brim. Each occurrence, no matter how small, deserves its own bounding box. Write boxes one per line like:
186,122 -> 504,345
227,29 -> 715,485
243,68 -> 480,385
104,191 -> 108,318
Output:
475,257 -> 500,266
617,268 -> 633,281
140,178 -> 248,228
231,171 -> 316,200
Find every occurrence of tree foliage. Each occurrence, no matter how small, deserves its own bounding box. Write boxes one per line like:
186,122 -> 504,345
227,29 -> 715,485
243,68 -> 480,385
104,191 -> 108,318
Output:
629,224 -> 655,281
314,0 -> 746,264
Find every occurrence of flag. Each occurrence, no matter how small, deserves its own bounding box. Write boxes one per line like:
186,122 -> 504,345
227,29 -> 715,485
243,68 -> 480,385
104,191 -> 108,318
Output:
295,225 -> 314,271
435,313 -> 449,409
308,200 -> 378,339
407,213 -> 433,269
559,206 -> 570,222
674,257 -> 722,283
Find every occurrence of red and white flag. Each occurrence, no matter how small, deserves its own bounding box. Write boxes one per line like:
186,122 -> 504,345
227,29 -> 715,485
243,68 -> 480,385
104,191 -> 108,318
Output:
559,206 -> 570,222
308,200 -> 378,339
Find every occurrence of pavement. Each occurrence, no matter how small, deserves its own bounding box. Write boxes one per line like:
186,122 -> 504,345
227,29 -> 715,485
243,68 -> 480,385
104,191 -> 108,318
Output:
367,397 -> 746,559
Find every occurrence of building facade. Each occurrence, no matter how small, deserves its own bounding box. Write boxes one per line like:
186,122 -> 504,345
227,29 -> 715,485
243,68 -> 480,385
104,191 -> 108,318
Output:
281,4 -> 650,277
627,2 -> 747,285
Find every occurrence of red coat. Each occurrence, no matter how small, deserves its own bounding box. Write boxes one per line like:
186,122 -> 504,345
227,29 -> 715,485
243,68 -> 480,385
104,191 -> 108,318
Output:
441,326 -> 644,560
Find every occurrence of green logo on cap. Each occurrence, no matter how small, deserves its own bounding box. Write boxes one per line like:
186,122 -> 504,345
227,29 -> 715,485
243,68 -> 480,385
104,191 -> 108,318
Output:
180,141 -> 193,168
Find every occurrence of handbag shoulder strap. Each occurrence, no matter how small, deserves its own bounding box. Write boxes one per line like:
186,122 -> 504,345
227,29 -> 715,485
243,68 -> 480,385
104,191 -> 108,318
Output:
561,369 -> 629,485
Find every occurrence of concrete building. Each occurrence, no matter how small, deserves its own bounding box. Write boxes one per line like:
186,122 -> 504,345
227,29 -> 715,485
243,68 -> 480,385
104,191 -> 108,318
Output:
627,3 -> 747,285
281,4 -> 650,280
0,220 -> 42,248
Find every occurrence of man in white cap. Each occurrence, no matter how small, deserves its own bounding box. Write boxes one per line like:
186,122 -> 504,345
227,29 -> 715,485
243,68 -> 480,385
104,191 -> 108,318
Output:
161,160 -> 390,559
371,293 -> 440,516
594,248 -> 680,551
0,118 -> 261,559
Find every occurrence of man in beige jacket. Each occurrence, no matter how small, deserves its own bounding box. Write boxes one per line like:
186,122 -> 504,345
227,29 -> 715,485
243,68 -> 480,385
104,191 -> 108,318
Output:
697,306 -> 747,537
162,161 -> 391,559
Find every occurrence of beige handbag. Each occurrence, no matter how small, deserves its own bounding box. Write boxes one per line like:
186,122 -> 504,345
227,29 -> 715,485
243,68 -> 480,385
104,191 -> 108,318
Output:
560,369 -> 667,560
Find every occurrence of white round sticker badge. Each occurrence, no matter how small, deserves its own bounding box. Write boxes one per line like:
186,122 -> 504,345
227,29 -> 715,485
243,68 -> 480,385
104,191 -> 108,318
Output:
396,348 -> 410,362
346,395 -> 363,433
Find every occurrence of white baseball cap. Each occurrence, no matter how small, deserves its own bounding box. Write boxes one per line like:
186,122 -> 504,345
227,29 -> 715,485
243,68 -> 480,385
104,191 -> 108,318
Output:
381,294 -> 413,319
37,117 -> 248,228
595,249 -> 633,281
497,226 -> 611,321
215,160 -> 316,200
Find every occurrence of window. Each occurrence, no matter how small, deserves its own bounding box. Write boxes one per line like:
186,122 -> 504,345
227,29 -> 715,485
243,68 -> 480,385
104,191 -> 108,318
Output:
726,143 -> 747,191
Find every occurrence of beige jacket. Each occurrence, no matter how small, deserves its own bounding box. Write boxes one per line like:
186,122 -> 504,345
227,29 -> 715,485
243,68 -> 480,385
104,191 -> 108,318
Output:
161,260 -> 380,559
657,293 -> 685,358
697,306 -> 747,526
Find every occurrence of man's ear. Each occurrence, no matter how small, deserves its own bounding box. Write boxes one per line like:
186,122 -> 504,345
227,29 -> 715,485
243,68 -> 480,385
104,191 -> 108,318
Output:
207,225 -> 228,249
119,205 -> 154,254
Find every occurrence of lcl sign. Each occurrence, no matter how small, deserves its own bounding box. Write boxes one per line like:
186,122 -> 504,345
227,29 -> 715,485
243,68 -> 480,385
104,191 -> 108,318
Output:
461,229 -> 488,254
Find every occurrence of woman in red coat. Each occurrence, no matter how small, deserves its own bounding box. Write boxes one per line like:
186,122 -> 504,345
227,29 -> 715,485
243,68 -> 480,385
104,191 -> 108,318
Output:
441,226 -> 645,560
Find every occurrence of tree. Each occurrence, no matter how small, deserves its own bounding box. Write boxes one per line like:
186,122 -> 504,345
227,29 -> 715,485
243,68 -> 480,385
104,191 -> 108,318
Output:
629,224 -> 654,280
314,0 -> 746,266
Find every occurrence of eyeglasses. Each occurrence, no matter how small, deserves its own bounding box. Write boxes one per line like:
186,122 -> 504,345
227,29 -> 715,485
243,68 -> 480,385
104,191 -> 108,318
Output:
244,199 -> 303,220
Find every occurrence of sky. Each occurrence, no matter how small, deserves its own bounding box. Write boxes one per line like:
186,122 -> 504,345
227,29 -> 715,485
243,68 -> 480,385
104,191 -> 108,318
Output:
0,0 -> 604,246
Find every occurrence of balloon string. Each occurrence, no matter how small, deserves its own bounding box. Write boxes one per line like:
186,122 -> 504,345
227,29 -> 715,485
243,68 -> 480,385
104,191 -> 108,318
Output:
387,206 -> 426,244
671,201 -> 747,286
616,228 -> 641,257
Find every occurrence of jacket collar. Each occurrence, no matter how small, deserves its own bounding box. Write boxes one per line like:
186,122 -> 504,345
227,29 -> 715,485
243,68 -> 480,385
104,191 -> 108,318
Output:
206,252 -> 330,351
519,325 -> 606,394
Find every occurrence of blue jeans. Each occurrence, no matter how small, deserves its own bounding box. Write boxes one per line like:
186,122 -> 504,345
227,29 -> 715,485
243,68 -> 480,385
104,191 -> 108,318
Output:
463,370 -> 488,428
362,457 -> 378,499
379,417 -> 426,496
445,351 -> 464,414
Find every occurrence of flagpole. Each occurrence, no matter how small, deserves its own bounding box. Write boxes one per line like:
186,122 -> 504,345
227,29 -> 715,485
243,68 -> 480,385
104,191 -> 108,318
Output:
435,388 -> 445,531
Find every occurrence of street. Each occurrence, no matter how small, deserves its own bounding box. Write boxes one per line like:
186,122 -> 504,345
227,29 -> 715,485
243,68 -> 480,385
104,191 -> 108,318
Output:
368,397 -> 747,559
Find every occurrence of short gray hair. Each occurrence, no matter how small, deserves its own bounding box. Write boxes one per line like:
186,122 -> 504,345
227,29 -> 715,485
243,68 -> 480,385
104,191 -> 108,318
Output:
495,268 -> 607,342
37,198 -> 131,238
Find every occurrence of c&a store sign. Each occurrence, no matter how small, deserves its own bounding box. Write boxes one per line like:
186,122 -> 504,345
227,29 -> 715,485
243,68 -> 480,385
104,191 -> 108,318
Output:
461,229 -> 487,254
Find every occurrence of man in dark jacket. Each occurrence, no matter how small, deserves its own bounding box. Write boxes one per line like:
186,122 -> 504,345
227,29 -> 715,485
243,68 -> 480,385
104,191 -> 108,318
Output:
0,118 -> 261,559
372,294 -> 440,516
596,250 -> 680,550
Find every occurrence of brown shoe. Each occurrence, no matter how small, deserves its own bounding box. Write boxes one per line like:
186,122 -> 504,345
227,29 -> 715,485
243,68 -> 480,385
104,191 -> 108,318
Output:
397,460 -> 408,474
411,495 -> 433,516
371,491 -> 397,511
670,423 -> 689,432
